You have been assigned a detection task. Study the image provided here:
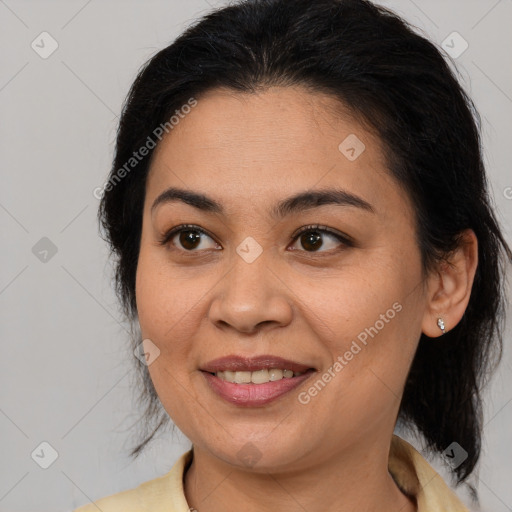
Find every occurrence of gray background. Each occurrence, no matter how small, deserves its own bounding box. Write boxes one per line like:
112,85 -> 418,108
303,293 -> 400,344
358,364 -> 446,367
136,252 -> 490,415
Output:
0,0 -> 511,511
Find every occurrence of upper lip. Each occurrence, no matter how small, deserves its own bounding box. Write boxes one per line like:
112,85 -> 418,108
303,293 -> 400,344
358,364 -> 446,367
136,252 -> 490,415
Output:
200,355 -> 315,374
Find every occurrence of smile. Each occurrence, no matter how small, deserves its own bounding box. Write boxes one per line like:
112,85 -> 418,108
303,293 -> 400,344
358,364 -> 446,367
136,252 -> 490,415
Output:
201,370 -> 315,406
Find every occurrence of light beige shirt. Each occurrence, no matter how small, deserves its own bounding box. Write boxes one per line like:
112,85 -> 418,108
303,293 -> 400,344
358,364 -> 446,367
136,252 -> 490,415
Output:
73,435 -> 469,511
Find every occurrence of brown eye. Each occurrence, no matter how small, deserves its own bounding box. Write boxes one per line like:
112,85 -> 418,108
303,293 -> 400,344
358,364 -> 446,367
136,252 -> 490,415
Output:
178,230 -> 203,250
300,231 -> 323,252
290,225 -> 352,253
160,224 -> 220,252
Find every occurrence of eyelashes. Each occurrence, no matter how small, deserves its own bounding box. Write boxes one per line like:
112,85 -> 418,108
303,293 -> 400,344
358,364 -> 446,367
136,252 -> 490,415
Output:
157,224 -> 218,250
290,224 -> 354,251
158,223 -> 354,255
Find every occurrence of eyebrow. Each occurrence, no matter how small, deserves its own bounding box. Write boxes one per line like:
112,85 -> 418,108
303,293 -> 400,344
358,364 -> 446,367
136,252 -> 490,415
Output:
151,186 -> 375,218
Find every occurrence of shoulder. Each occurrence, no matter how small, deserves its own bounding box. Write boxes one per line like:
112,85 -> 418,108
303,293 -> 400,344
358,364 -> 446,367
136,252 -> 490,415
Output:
72,450 -> 193,512
390,435 -> 470,512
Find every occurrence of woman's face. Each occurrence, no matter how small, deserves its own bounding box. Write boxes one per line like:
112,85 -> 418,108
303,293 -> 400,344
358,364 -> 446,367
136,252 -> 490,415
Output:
136,86 -> 431,471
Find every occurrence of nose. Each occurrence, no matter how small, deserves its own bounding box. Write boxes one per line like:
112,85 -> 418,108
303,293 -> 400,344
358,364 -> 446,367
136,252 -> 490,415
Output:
207,249 -> 294,335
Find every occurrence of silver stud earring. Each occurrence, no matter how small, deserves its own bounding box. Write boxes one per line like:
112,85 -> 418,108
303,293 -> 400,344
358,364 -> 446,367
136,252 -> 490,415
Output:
437,317 -> 446,334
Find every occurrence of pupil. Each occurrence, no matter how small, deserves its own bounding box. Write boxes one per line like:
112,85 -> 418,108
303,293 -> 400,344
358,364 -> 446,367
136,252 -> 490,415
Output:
180,230 -> 200,250
302,232 -> 322,251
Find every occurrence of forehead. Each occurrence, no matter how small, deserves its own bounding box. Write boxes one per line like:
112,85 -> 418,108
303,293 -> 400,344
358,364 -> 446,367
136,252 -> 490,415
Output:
146,86 -> 410,219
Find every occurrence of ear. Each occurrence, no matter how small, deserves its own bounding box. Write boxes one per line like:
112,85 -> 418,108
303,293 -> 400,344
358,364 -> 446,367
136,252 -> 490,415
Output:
421,229 -> 478,338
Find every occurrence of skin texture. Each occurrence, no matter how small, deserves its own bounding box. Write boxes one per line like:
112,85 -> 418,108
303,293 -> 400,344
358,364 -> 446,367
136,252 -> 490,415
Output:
135,86 -> 478,512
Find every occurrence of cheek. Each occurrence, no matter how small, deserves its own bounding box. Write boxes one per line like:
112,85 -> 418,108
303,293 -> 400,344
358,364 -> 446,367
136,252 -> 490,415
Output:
135,240 -> 204,341
309,258 -> 423,391
305,265 -> 402,343
135,247 -> 207,426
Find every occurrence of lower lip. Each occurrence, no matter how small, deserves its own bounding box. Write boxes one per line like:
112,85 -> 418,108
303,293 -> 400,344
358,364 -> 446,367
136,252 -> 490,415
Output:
201,370 -> 314,407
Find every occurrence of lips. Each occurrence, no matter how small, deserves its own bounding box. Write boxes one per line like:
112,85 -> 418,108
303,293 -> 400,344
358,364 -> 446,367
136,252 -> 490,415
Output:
200,355 -> 314,374
200,355 -> 316,407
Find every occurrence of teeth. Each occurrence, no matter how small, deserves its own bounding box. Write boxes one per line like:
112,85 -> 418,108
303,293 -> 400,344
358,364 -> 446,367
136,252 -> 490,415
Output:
269,369 -> 283,381
234,371 -> 251,384
215,368 -> 304,384
251,369 -> 269,384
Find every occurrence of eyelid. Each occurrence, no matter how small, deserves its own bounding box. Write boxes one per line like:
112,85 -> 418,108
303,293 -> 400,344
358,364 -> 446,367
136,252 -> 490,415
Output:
158,224 -> 219,247
290,224 -> 355,247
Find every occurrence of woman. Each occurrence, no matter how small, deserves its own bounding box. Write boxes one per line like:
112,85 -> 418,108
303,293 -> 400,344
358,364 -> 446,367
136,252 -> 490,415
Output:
75,0 -> 511,510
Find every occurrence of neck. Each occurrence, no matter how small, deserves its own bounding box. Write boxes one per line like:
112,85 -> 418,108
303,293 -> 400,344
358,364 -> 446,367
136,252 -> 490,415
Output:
183,438 -> 416,512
